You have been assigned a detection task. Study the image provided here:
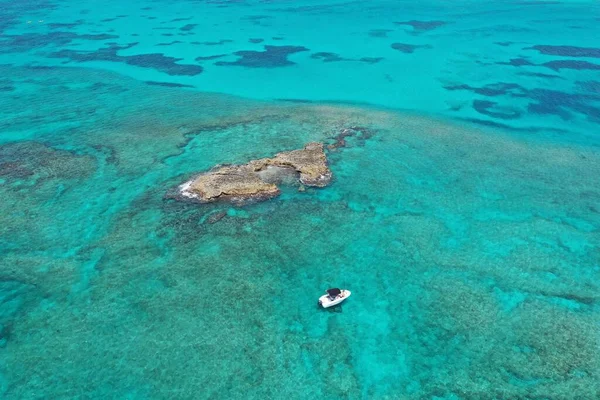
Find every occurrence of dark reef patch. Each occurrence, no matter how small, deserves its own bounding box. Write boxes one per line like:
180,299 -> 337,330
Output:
0,141 -> 95,183
24,65 -> 58,70
157,41 -> 183,46
473,100 -> 521,119
1,0 -> 58,33
48,20 -> 84,29
527,45 -> 600,58
578,81 -> 600,93
311,52 -> 345,62
360,57 -> 383,64
327,126 -> 375,150
497,57 -> 535,67
101,15 -> 127,22
242,15 -> 273,26
144,81 -> 195,88
215,45 -> 309,68
445,82 -> 600,122
310,52 -> 383,64
368,29 -> 392,38
498,57 -> 600,71
543,60 -> 600,71
48,43 -> 203,76
195,54 -> 227,61
0,32 -> 119,52
394,20 -> 446,33
391,43 -> 431,54
444,82 -> 523,97
192,39 -> 233,46
518,71 -> 563,80
527,89 -> 600,121
180,24 -> 197,32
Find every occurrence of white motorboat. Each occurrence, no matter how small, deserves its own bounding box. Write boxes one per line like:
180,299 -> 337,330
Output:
318,288 -> 351,308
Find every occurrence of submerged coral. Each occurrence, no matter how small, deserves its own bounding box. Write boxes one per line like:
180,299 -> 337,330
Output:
2,65 -> 600,400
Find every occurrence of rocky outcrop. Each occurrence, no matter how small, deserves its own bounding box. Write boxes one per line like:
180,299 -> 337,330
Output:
328,126 -> 374,150
269,142 -> 331,187
177,142 -> 332,204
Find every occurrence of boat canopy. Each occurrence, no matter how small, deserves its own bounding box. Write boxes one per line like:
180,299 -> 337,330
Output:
327,288 -> 341,297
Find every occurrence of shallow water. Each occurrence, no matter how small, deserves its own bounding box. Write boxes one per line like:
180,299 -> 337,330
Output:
1,0 -> 600,399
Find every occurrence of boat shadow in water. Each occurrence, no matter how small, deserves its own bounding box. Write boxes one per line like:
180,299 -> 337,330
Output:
317,302 -> 343,313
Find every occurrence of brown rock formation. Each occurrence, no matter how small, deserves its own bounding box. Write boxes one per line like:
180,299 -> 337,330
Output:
327,126 -> 374,150
177,142 -> 331,204
269,142 -> 331,187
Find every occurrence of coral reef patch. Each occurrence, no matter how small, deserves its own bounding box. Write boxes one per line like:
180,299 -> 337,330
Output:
215,45 -> 309,68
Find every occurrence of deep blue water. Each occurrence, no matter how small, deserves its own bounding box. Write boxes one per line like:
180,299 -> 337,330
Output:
0,0 -> 599,398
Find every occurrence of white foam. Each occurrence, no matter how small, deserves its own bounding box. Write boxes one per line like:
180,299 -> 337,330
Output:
179,180 -> 200,199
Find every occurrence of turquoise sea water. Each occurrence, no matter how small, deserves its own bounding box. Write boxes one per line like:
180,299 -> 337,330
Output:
1,0 -> 600,398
